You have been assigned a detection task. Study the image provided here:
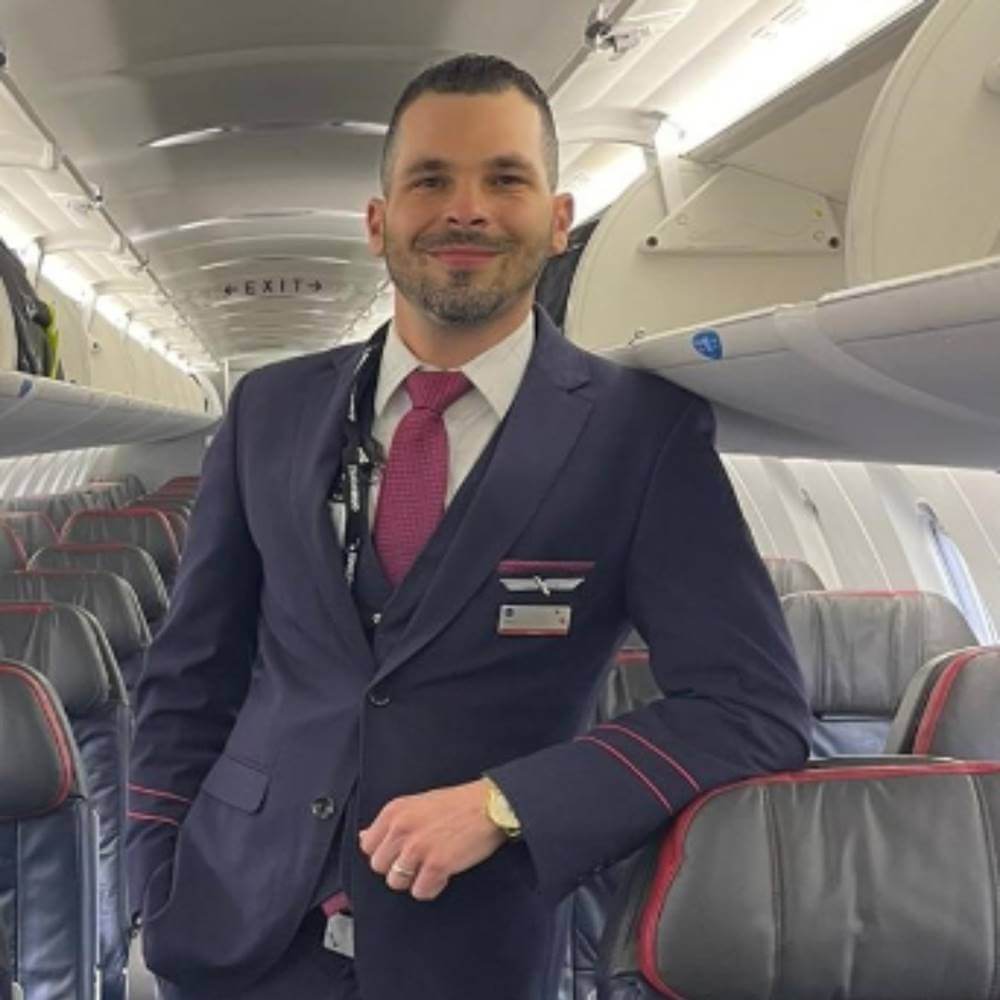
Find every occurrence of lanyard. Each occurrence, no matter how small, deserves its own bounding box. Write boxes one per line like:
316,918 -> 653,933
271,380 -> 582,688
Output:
337,326 -> 387,592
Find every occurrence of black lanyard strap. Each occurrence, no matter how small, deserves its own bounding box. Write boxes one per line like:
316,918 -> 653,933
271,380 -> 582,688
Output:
338,326 -> 387,591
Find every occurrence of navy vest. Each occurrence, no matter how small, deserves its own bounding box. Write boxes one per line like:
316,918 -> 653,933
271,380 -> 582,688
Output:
310,424 -> 504,910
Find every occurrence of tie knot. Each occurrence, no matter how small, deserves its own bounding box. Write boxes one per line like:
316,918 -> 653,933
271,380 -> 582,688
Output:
404,370 -> 472,414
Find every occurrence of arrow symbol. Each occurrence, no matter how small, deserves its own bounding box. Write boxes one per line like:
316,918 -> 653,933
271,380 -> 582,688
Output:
223,284 -> 237,296
308,280 -> 323,293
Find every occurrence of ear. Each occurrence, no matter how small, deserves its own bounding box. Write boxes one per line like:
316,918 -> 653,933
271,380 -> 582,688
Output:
549,192 -> 575,256
367,197 -> 387,257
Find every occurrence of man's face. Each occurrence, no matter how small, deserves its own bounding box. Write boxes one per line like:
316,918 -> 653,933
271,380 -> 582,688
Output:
367,89 -> 573,328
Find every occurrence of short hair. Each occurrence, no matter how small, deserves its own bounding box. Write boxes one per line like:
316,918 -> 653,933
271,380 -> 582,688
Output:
380,53 -> 559,193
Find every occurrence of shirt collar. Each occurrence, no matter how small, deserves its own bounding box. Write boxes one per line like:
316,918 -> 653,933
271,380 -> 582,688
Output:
373,312 -> 535,419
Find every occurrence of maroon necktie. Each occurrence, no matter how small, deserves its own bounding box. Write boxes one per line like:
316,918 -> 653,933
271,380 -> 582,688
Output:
373,370 -> 473,586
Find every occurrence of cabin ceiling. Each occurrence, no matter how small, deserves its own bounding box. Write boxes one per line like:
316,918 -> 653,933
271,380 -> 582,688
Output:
0,0 -> 605,367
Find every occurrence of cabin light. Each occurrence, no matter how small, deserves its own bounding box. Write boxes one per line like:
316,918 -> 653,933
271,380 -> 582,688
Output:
39,255 -> 93,304
143,119 -> 388,150
130,322 -> 153,348
665,0 -> 925,151
146,127 -> 229,149
565,145 -> 648,225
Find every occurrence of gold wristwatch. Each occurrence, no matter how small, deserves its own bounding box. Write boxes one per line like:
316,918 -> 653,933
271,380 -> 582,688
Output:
483,777 -> 522,840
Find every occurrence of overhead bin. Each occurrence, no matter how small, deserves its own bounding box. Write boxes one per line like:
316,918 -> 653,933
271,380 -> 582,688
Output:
603,255 -> 1000,468
847,0 -> 1000,283
0,371 -> 218,457
568,0 -> 1000,468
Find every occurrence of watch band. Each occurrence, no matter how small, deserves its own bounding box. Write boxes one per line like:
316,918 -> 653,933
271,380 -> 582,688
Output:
483,777 -> 522,839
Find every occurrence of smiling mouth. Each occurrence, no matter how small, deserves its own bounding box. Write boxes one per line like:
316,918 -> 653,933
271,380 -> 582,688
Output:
426,247 -> 501,269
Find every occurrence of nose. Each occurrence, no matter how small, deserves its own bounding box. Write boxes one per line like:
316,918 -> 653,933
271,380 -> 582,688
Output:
444,178 -> 489,229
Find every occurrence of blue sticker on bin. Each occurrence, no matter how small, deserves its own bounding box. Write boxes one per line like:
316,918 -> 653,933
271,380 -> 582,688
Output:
692,330 -> 723,361
18,378 -> 31,398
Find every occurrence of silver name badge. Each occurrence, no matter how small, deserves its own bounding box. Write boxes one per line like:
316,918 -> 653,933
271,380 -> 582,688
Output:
324,913 -> 355,958
498,604 -> 572,636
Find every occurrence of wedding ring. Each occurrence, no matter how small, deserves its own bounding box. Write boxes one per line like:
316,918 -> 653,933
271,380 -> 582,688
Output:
390,862 -> 417,878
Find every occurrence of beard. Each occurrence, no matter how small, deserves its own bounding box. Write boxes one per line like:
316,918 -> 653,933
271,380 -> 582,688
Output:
383,227 -> 551,327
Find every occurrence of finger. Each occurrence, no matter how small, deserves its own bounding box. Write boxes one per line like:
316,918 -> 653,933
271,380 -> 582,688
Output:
385,857 -> 420,894
369,832 -> 408,875
410,861 -> 449,902
359,802 -> 395,856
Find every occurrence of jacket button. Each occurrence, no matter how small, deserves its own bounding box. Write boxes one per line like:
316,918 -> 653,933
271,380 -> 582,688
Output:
311,796 -> 336,820
368,689 -> 391,707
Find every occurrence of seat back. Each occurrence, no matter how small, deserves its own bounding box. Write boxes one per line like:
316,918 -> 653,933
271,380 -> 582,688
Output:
31,543 -> 168,626
763,556 -> 825,596
0,526 -> 26,573
0,603 -> 130,999
62,509 -> 180,589
0,512 -> 58,559
0,570 -> 149,692
601,760 -> 1000,1000
2,493 -> 86,532
781,590 -> 976,756
886,646 -> 1000,758
0,659 -> 99,999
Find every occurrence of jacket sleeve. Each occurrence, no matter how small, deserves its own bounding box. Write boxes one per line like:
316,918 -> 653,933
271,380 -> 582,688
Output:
126,376 -> 262,920
488,396 -> 811,903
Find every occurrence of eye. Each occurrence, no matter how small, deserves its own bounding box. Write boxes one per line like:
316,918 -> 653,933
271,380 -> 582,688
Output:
493,174 -> 527,188
413,175 -> 445,190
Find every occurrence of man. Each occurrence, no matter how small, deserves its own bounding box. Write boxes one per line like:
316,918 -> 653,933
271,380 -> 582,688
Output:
128,54 -> 810,999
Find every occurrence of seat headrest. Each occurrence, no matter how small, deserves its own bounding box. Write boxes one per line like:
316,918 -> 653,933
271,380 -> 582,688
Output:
0,511 -> 59,558
886,647 -> 1000,757
30,543 -> 168,622
781,590 -> 976,715
0,570 -> 150,660
606,761 -> 1000,1000
61,508 -> 180,579
0,524 -> 27,573
763,556 -> 825,597
0,660 -> 84,819
0,603 -> 117,715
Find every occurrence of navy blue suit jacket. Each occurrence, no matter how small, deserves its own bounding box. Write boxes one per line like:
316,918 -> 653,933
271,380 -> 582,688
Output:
128,310 -> 809,998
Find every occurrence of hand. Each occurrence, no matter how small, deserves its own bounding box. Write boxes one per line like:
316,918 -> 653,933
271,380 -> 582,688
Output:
358,778 -> 507,901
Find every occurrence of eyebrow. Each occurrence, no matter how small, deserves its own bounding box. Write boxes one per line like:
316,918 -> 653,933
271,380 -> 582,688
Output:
401,154 -> 540,178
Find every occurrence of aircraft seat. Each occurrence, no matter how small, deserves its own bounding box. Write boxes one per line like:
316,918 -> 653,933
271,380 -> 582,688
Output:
599,759 -> 1000,999
62,508 -> 180,590
153,477 -> 200,501
0,569 -> 150,693
30,543 -> 169,627
2,493 -> 86,532
0,511 -> 59,559
0,525 -> 27,573
0,659 -> 100,999
886,646 -> 1000,758
0,603 -> 131,1000
762,556 -> 825,596
782,590 -> 977,756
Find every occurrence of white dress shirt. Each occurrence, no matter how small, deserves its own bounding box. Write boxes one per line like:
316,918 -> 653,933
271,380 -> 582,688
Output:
332,312 -> 535,544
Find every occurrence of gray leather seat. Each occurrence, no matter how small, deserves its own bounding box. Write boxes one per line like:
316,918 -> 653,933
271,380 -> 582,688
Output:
31,542 -> 168,626
0,525 -> 26,573
62,508 -> 181,590
1,492 -> 87,532
0,569 -> 150,693
0,511 -> 58,559
782,590 -> 977,756
887,646 -> 1000,758
0,603 -> 131,1000
0,658 -> 100,999
600,759 -> 1000,999
763,555 -> 825,596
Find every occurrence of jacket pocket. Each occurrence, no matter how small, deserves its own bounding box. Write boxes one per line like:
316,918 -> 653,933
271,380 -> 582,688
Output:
200,753 -> 269,813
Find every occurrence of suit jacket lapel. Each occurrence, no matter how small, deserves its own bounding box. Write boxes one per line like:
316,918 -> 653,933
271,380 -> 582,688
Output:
290,340 -> 377,675
374,313 -> 594,684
